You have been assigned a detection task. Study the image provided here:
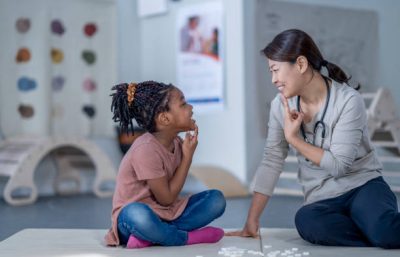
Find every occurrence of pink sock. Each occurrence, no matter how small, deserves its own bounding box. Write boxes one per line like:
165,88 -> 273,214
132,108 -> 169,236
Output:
187,226 -> 224,245
126,235 -> 152,249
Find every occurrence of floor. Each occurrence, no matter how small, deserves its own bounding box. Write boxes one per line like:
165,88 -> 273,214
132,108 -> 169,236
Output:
2,228 -> 400,257
0,193 -> 303,242
2,182 -> 400,256
0,171 -> 306,242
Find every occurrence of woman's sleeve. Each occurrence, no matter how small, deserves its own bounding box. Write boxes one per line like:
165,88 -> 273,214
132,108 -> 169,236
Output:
251,97 -> 289,196
320,93 -> 366,177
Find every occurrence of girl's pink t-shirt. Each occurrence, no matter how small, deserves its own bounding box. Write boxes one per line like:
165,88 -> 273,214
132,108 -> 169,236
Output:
105,133 -> 190,246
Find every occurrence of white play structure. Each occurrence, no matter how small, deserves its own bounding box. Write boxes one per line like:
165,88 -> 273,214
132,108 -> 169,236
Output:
277,87 -> 400,196
363,88 -> 400,192
0,136 -> 116,206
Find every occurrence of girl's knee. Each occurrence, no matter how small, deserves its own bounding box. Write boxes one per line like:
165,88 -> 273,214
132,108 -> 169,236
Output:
120,202 -> 154,226
208,189 -> 226,216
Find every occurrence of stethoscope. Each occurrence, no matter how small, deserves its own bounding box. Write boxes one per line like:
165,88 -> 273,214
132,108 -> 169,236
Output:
297,76 -> 330,148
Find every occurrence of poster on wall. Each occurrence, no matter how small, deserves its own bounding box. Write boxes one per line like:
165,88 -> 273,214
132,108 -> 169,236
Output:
176,2 -> 224,114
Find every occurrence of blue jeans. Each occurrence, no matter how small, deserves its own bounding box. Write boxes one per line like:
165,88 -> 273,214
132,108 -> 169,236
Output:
117,189 -> 226,246
295,176 -> 400,249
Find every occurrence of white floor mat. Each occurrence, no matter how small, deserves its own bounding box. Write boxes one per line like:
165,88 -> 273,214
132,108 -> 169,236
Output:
0,228 -> 399,257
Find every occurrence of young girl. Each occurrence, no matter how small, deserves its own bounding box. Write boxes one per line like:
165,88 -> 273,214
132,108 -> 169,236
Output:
227,29 -> 400,249
105,81 -> 226,248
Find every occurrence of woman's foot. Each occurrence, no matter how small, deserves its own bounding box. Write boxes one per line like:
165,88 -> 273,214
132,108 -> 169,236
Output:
126,235 -> 152,249
187,226 -> 224,245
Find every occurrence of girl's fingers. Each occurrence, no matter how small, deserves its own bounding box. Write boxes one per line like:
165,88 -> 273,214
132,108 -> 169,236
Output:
185,132 -> 190,142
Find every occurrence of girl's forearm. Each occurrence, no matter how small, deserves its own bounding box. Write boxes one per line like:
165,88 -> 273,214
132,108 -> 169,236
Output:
168,156 -> 193,200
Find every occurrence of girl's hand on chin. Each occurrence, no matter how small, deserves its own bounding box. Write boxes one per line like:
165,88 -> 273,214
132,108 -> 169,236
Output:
182,124 -> 198,158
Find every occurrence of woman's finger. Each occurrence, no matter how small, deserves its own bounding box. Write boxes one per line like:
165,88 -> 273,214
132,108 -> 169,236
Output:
289,109 -> 299,119
280,93 -> 290,114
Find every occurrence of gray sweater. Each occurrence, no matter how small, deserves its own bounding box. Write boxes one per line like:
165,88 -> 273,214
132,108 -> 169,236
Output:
251,80 -> 382,205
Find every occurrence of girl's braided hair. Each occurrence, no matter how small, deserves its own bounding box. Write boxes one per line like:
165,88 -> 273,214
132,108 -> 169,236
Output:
110,81 -> 174,133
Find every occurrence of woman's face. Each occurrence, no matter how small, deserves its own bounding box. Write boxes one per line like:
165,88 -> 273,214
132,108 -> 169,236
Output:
267,58 -> 304,98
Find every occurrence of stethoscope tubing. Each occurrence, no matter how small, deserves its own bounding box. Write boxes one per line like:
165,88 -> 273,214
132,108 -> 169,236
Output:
297,76 -> 331,147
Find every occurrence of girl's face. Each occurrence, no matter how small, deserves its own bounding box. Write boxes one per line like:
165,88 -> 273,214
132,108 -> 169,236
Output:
167,88 -> 195,132
268,58 -> 304,98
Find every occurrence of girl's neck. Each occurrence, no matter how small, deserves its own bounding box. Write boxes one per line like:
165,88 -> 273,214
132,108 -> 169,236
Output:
152,131 -> 178,152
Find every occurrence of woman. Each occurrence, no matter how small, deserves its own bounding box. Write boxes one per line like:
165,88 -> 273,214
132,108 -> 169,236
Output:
227,29 -> 400,249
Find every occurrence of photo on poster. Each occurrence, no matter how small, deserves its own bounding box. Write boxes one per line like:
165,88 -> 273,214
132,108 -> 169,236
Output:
176,2 -> 224,114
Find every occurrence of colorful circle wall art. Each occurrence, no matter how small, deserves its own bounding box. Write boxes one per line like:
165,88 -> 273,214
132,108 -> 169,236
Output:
51,19 -> 65,36
82,105 -> 96,118
18,104 -> 34,118
16,47 -> 31,63
17,77 -> 37,92
52,104 -> 64,118
16,18 -> 31,33
51,48 -> 64,64
83,78 -> 96,92
52,76 -> 65,92
81,50 -> 96,65
12,16 -> 105,128
84,22 -> 97,37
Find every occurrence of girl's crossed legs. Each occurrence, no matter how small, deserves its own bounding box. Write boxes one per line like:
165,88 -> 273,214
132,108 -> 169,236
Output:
117,189 -> 226,247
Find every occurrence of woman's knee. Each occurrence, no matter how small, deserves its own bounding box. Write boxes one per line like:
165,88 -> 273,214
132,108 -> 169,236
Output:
294,205 -> 327,243
295,205 -> 314,232
371,233 -> 400,249
368,219 -> 400,249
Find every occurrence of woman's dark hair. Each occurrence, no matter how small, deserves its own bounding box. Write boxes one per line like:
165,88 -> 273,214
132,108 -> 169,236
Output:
110,81 -> 174,133
261,29 -> 359,89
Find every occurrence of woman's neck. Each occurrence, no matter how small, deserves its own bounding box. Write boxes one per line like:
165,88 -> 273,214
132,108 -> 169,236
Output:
300,71 -> 328,106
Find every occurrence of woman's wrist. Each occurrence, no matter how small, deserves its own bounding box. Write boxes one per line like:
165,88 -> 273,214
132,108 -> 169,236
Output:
287,134 -> 302,146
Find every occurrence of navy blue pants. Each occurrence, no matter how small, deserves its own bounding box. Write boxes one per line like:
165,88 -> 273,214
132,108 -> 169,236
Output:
295,176 -> 400,249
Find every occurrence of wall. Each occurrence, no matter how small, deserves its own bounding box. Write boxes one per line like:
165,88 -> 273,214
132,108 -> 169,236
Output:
281,0 -> 400,108
117,0 -> 248,183
116,0 -> 400,186
244,0 -> 400,184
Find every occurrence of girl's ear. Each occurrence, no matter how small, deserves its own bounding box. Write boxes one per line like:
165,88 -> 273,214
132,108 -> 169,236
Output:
156,112 -> 171,126
296,55 -> 309,74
